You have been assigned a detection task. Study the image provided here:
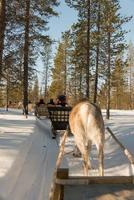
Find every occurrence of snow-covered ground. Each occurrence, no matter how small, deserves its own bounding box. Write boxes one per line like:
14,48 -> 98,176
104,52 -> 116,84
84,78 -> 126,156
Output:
0,109 -> 58,200
0,108 -> 134,200
63,109 -> 134,176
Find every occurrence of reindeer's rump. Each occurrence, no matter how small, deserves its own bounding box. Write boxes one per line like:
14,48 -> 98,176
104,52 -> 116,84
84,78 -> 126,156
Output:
69,101 -> 104,144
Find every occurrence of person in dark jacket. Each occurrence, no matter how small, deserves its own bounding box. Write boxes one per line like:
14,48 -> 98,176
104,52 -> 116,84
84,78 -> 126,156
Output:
56,95 -> 67,107
37,99 -> 45,107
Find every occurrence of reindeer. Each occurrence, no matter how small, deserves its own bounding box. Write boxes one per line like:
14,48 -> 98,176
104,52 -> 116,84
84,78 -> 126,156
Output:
69,100 -> 105,176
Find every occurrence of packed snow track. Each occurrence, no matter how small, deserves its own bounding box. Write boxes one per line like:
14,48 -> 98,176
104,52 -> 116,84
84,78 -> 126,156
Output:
0,109 -> 58,200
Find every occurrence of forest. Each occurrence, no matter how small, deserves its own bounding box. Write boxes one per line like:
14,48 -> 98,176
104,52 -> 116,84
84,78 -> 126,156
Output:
0,0 -> 134,119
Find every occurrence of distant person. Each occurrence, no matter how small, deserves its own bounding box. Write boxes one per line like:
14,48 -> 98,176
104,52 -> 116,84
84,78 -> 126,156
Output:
47,99 -> 55,106
56,95 -> 67,107
36,99 -> 45,107
18,101 -> 23,109
35,99 -> 46,117
28,101 -> 33,112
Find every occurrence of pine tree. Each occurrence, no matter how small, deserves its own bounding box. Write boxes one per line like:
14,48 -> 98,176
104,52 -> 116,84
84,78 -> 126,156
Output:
0,0 -> 6,80
93,1 -> 101,103
2,0 -> 59,114
42,42 -> 52,102
49,42 -> 65,98
111,56 -> 126,109
68,22 -> 87,102
66,0 -> 92,98
23,0 -> 30,115
126,41 -> 134,109
31,75 -> 39,103
101,0 -> 131,118
61,31 -> 71,96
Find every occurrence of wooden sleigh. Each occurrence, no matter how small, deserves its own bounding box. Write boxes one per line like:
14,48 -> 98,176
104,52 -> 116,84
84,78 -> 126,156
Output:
35,105 -> 72,138
47,106 -> 72,136
35,104 -> 49,119
49,127 -> 134,200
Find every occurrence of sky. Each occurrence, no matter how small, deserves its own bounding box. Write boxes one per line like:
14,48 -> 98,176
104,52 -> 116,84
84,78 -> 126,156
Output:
120,0 -> 134,43
37,1 -> 78,78
47,1 -> 78,41
38,0 -> 134,82
47,0 -> 134,44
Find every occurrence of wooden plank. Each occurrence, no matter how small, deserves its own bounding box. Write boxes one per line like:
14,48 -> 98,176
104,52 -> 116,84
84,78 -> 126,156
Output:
64,184 -> 134,200
56,176 -> 134,185
49,132 -> 68,200
51,184 -> 64,200
49,168 -> 68,199
56,131 -> 68,168
57,168 -> 69,179
49,172 -> 66,200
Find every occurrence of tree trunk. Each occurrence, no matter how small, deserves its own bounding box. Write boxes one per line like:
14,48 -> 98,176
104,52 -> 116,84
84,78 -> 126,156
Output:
0,0 -> 6,79
106,31 -> 111,119
23,0 -> 30,115
129,62 -> 132,109
79,67 -> 82,99
86,0 -> 90,99
64,47 -> 67,96
74,66 -> 77,101
44,58 -> 48,102
6,80 -> 9,111
6,65 -> 9,111
94,2 -> 101,104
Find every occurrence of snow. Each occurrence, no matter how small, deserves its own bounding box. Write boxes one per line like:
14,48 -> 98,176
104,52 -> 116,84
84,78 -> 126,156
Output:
63,109 -> 134,176
0,108 -> 134,200
0,109 -> 58,200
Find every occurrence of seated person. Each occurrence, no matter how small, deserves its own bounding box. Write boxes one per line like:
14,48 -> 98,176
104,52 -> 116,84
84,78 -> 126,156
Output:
35,99 -> 46,116
56,95 -> 67,107
47,98 -> 55,106
36,99 -> 45,107
28,100 -> 33,112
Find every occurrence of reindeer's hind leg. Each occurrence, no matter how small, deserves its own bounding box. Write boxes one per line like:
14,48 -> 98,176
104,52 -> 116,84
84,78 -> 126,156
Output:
74,139 -> 89,176
96,143 -> 104,176
83,140 -> 94,175
79,142 -> 92,176
82,148 -> 90,175
87,140 -> 92,170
